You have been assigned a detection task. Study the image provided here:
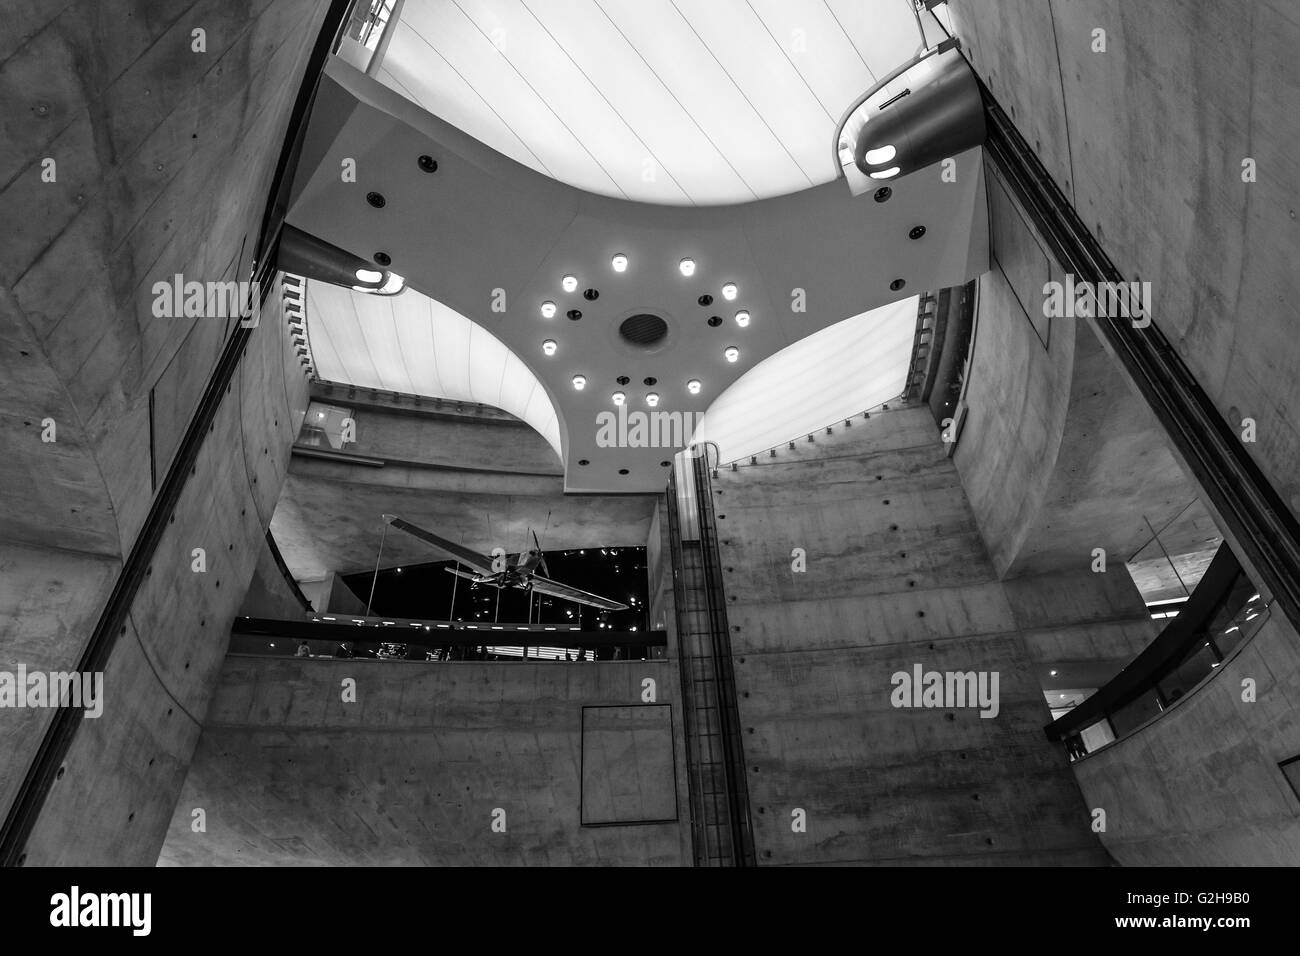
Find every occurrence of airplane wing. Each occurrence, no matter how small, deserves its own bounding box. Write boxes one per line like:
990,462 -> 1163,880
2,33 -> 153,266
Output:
383,515 -> 496,575
444,566 -> 482,583
528,575 -> 629,611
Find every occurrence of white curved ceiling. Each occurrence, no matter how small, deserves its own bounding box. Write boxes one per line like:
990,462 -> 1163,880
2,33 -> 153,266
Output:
304,280 -> 563,458
374,0 -> 925,204
693,296 -> 917,463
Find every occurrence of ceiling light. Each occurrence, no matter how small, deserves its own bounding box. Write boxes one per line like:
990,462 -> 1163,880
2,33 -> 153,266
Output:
864,144 -> 897,165
572,374 -> 586,390
735,310 -> 750,327
355,268 -> 383,283
687,379 -> 701,395
542,339 -> 557,356
646,392 -> 660,407
721,282 -> 738,300
377,272 -> 405,295
1050,669 -> 1058,676
679,257 -> 696,277
612,391 -> 625,405
562,274 -> 578,292
541,301 -> 556,318
869,167 -> 901,179
724,346 -> 739,363
611,254 -> 628,272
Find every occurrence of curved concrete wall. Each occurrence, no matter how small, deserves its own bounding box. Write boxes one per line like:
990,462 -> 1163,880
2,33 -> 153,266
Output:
1072,610 -> 1300,864
954,0 -> 1300,526
954,163 -> 1201,583
159,656 -> 689,866
0,0 -> 326,862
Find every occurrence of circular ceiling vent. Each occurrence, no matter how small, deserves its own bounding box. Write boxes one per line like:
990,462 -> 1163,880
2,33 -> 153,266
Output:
619,313 -> 669,348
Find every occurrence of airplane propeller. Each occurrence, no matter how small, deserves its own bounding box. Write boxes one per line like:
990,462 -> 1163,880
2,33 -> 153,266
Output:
532,528 -> 551,578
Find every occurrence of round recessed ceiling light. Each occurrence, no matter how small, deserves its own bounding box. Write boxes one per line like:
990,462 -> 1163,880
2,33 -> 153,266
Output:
572,374 -> 586,390
698,294 -> 713,307
646,392 -> 660,407
869,166 -> 900,180
721,282 -> 738,301
909,225 -> 926,240
373,252 -> 392,266
541,301 -> 557,318
612,253 -> 628,272
355,268 -> 383,283
562,275 -> 578,292
735,310 -> 750,328
707,316 -> 723,328
890,278 -> 906,291
583,288 -> 599,301
567,308 -> 583,320
679,257 -> 696,277
365,191 -> 386,208
687,379 -> 701,395
417,154 -> 438,173
874,186 -> 892,203
612,391 -> 626,405
542,339 -> 557,356
643,376 -> 657,386
724,346 -> 739,363
616,375 -> 630,386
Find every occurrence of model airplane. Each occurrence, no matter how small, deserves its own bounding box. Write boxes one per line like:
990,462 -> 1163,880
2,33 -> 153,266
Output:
381,514 -> 628,611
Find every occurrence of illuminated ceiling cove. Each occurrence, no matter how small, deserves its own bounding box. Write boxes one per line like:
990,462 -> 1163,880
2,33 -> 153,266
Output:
287,61 -> 988,493
373,0 -> 927,204
693,296 -> 918,464
305,279 -> 563,458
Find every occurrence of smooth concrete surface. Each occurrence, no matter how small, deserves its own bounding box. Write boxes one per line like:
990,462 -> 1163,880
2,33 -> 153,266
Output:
158,656 -> 689,865
19,284 -> 311,866
713,405 -> 1112,864
271,457 -> 659,580
1072,610 -> 1300,864
305,391 -> 563,475
954,0 -> 1300,527
0,0 -> 326,862
954,162 -> 1204,581
239,537 -> 313,620
580,705 -> 677,825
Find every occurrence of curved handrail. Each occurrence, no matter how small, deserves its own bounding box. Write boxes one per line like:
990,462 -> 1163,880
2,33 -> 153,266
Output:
1045,543 -> 1245,743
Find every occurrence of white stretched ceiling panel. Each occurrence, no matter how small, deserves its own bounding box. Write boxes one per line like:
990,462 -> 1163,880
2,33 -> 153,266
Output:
693,297 -> 918,463
373,0 -> 924,204
305,280 -> 563,458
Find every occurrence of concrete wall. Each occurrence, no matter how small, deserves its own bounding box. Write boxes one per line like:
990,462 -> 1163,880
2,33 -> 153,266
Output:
310,391 -> 562,475
0,0 -> 326,862
713,405 -> 1111,864
238,537 -> 313,620
272,457 -> 659,579
159,655 -> 690,865
1072,610 -> 1300,864
953,0 -> 1300,524
954,162 -> 1202,583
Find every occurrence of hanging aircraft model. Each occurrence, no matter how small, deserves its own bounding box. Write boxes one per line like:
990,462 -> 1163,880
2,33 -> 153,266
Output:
381,514 -> 629,611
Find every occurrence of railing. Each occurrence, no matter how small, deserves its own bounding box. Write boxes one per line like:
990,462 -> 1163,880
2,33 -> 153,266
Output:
231,614 -> 663,662
1046,544 -> 1270,759
667,448 -> 756,866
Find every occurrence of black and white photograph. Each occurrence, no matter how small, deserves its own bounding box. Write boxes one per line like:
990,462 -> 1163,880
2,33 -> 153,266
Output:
0,0 -> 1292,939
